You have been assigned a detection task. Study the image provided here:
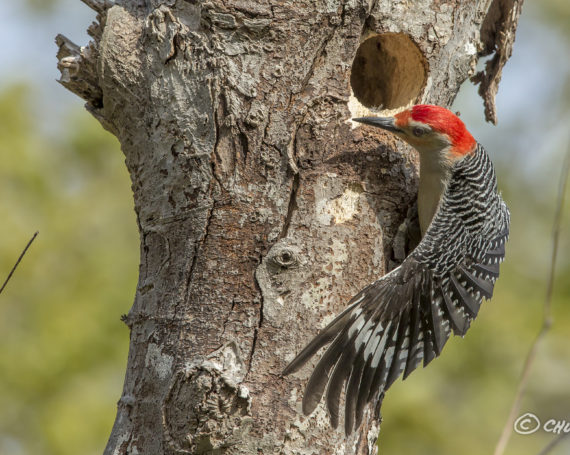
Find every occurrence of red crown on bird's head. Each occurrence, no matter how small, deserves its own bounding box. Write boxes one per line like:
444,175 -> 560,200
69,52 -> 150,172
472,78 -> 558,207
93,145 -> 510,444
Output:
396,104 -> 476,156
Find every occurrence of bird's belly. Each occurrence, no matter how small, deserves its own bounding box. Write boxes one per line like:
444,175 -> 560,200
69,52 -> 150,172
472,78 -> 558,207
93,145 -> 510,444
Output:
418,170 -> 446,235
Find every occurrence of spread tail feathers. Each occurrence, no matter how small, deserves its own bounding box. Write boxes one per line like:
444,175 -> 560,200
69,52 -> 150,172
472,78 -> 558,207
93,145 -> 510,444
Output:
282,230 -> 508,435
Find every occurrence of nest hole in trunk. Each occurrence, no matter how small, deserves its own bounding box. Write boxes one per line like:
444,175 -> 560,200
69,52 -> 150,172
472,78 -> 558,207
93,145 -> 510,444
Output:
350,33 -> 428,110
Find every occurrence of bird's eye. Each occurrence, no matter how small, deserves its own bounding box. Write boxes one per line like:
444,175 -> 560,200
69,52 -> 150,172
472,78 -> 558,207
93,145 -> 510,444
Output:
413,127 -> 428,137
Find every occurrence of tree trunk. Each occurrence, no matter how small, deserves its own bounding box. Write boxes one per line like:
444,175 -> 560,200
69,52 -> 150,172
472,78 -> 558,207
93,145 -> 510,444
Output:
56,0 -> 522,453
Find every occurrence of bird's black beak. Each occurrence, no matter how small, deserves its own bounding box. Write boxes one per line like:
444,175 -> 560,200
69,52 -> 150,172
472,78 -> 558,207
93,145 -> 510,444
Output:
352,117 -> 402,134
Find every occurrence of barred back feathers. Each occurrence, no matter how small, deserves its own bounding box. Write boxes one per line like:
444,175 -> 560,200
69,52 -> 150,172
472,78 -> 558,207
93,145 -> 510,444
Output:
282,143 -> 510,435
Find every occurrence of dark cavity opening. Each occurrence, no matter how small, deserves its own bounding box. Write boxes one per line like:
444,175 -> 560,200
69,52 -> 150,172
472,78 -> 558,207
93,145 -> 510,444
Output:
350,33 -> 427,110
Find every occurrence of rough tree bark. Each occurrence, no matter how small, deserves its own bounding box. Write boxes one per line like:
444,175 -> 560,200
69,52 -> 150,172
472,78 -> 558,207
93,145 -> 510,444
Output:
56,0 -> 522,453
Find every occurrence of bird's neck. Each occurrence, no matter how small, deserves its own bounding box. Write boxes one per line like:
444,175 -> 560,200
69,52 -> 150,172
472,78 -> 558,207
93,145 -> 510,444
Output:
418,151 -> 454,235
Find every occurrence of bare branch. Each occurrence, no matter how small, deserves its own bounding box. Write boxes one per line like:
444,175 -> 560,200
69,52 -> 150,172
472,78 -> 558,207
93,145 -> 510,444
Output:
80,0 -> 114,14
472,0 -> 524,124
55,34 -> 102,109
0,231 -> 39,296
537,432 -> 570,455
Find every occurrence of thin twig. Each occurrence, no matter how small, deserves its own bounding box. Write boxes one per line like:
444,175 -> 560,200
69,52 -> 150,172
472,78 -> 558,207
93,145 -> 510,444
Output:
0,231 -> 39,295
493,143 -> 570,455
537,432 -> 570,455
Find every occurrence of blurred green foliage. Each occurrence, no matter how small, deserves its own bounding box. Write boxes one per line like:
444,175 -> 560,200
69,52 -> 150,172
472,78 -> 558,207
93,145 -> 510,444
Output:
0,85 -> 138,455
23,0 -> 60,15
1,1 -> 569,455
539,0 -> 570,35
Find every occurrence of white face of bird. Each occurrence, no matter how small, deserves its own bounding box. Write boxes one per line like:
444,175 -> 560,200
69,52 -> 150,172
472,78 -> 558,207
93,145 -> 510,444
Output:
393,119 -> 453,155
353,105 -> 476,163
352,116 -> 454,170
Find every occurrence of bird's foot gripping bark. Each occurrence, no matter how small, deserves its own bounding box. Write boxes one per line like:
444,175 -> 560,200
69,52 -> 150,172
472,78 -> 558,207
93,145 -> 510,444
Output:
389,201 -> 420,271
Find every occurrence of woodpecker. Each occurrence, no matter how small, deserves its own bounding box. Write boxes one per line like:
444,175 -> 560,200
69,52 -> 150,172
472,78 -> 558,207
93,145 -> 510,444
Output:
282,104 -> 510,435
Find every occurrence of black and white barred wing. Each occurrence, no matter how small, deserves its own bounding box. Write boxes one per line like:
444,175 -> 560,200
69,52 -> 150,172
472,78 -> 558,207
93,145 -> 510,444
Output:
282,228 -> 508,435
